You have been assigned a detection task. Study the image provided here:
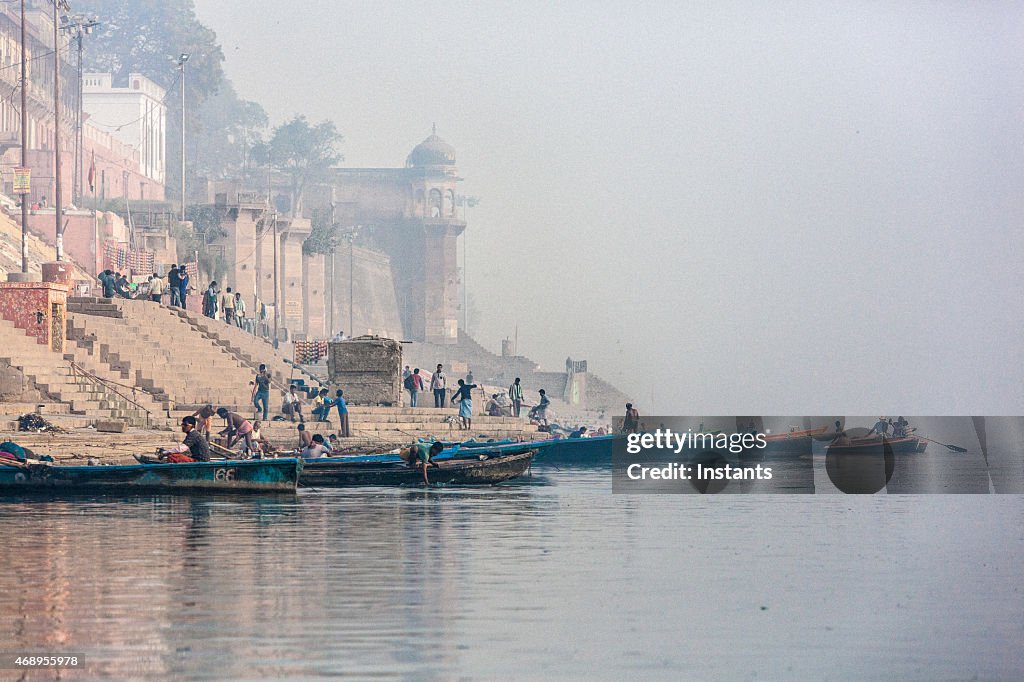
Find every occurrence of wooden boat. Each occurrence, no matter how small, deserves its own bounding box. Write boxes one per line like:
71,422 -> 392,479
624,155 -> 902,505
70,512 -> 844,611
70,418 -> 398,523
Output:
0,457 -> 303,494
825,436 -> 926,456
437,435 -> 620,465
300,449 -> 535,487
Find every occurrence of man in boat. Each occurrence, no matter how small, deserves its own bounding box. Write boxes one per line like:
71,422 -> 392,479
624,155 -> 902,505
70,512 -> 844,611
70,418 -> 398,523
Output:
893,416 -> 909,438
216,408 -> 258,457
159,416 -> 211,462
869,417 -> 890,439
297,422 -> 313,450
622,403 -> 640,434
400,441 -> 445,484
569,425 -> 588,438
301,433 -> 332,458
830,420 -> 852,446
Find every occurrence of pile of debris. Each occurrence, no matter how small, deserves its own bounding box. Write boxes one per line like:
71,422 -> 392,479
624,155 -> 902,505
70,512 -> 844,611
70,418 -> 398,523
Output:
18,413 -> 67,433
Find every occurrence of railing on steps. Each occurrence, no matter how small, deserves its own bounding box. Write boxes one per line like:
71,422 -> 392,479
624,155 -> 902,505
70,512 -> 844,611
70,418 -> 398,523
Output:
67,361 -> 160,427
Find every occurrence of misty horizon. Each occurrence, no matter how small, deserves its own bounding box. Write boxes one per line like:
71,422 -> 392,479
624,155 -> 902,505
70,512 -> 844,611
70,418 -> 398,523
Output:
193,1 -> 1024,415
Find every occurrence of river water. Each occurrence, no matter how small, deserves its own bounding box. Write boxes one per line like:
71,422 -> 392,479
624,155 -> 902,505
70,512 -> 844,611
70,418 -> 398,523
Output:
1,467 -> 1022,680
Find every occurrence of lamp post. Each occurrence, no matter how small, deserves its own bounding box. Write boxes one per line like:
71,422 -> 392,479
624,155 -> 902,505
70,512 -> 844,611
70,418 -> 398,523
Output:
53,0 -> 70,261
61,14 -> 99,203
18,0 -> 28,273
272,211 -> 279,349
177,53 -> 189,222
328,199 -> 336,336
345,225 -> 360,336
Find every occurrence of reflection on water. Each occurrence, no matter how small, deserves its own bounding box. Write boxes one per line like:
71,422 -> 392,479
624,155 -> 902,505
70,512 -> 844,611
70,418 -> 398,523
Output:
1,473 -> 1022,679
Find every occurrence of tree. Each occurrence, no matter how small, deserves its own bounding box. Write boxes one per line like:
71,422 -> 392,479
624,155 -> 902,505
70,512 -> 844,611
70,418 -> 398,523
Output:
262,115 -> 342,216
77,0 -> 259,199
303,206 -> 340,256
190,81 -> 268,183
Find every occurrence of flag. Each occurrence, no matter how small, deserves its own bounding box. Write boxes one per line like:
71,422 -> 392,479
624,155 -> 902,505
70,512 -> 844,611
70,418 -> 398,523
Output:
88,151 -> 95,193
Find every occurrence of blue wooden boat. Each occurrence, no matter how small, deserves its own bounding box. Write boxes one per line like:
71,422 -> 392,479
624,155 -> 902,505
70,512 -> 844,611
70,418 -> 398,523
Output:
0,457 -> 303,494
300,449 -> 535,487
530,434 -> 621,464
433,435 -> 622,465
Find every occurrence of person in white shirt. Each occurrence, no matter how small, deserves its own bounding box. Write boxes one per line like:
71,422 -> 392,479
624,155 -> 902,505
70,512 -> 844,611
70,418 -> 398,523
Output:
430,363 -> 447,407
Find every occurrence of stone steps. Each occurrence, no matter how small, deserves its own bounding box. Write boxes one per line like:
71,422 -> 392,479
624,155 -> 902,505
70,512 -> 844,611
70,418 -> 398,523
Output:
0,316 -> 153,429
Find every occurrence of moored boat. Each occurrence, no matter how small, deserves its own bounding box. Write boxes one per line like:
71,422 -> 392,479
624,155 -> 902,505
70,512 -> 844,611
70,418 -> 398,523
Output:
0,457 -> 303,494
300,449 -> 535,487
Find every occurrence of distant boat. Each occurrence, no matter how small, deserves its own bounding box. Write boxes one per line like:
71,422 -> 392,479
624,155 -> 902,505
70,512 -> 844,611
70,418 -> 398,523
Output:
0,458 -> 303,494
299,448 -> 535,487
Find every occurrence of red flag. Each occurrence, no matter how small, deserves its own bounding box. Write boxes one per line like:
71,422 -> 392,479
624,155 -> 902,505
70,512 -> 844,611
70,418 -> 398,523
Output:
88,151 -> 95,193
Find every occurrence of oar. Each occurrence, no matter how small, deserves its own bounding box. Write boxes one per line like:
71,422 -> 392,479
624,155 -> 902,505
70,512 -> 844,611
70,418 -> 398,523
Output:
914,435 -> 968,453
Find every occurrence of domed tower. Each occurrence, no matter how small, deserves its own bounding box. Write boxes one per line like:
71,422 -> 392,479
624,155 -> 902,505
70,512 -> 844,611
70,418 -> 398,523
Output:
406,129 -> 457,170
395,126 -> 465,344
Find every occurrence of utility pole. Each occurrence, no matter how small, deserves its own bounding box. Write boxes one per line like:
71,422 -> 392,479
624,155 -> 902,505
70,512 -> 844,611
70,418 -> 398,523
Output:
178,53 -> 189,222
347,226 -> 360,336
61,15 -> 97,202
18,0 -> 28,273
328,198 -> 336,336
349,234 -> 353,335
272,212 -> 279,348
53,0 -> 69,261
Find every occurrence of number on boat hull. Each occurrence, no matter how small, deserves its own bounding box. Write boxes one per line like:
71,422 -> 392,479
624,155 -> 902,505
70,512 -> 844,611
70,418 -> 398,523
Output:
214,468 -> 237,481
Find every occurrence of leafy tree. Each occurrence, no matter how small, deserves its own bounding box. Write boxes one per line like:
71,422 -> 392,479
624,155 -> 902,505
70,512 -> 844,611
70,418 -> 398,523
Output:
260,115 -> 342,216
78,0 -> 265,199
189,81 -> 268,183
303,207 -> 339,256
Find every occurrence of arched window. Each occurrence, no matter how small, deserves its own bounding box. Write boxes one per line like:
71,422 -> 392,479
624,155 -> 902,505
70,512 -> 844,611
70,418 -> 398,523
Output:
444,189 -> 455,216
428,189 -> 442,218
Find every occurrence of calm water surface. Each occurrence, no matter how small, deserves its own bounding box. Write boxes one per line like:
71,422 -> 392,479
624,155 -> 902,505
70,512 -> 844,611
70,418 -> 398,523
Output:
1,466 -> 1022,680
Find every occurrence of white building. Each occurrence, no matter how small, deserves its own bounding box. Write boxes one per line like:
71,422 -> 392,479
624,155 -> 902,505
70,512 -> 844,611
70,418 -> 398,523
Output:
82,72 -> 166,186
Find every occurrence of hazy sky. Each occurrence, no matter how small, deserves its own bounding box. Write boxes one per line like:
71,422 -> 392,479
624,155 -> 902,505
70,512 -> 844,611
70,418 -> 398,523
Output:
194,1 -> 1023,414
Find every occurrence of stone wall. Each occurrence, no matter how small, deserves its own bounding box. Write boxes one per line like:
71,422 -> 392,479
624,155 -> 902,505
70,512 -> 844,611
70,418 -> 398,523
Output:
0,281 -> 68,350
326,245 -> 404,341
0,362 -> 44,402
326,336 -> 402,406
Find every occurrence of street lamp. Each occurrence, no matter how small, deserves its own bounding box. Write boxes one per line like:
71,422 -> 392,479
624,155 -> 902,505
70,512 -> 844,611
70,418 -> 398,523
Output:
178,53 -> 189,222
344,226 -> 361,336
53,0 -> 71,261
61,14 -> 99,203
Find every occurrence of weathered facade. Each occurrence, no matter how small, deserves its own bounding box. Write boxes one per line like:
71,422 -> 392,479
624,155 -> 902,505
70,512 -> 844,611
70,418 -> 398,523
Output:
208,130 -> 466,345
325,131 -> 465,344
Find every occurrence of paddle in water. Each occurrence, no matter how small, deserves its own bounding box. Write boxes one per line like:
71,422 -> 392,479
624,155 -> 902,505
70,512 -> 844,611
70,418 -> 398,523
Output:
914,435 -> 968,453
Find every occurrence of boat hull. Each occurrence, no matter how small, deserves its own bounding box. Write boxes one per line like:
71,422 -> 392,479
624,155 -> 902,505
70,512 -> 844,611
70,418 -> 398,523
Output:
0,458 -> 303,494
825,437 -> 925,456
300,450 -> 535,487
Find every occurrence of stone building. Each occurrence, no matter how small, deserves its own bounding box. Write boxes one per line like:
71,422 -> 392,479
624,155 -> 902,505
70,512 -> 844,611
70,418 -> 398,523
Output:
0,3 -> 163,207
318,128 -> 466,344
82,72 -> 167,197
210,129 -> 465,345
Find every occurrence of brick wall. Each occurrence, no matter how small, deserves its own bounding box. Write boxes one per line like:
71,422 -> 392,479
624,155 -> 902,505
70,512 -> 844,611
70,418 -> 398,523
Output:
0,281 -> 68,348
